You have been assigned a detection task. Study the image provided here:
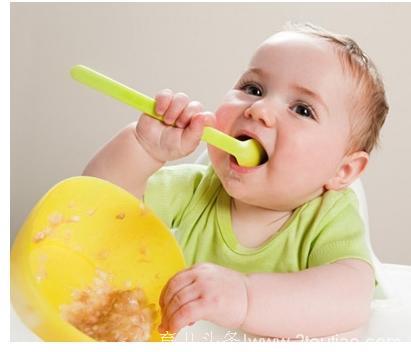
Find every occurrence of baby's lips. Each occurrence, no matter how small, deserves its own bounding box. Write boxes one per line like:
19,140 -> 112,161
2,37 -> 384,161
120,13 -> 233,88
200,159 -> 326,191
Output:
233,130 -> 270,164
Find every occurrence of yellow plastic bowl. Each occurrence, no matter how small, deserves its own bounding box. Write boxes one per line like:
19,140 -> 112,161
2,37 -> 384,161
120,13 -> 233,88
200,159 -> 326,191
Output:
11,176 -> 185,342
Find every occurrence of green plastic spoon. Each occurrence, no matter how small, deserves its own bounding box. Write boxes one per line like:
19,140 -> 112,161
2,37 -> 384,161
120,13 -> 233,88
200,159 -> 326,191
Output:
70,65 -> 266,167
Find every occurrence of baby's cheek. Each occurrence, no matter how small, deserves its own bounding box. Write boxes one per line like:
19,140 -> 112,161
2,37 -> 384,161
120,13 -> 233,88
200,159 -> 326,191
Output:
282,135 -> 342,182
273,130 -> 331,180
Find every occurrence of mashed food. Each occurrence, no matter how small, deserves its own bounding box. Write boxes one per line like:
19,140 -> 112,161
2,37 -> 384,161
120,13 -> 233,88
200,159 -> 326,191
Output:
61,270 -> 157,342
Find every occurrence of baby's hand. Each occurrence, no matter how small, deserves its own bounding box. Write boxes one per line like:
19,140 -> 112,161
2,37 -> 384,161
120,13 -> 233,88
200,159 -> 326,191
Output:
158,263 -> 249,335
135,89 -> 215,163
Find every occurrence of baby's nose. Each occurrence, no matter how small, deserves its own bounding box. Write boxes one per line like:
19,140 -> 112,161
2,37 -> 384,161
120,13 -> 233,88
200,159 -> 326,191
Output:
244,102 -> 276,127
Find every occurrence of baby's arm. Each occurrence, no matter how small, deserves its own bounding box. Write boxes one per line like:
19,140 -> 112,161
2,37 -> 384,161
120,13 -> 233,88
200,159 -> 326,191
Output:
82,90 -> 214,199
159,259 -> 374,338
241,258 -> 374,338
82,122 -> 164,199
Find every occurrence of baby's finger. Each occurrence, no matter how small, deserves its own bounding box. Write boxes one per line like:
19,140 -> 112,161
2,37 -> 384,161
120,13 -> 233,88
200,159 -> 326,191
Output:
181,112 -> 215,151
163,92 -> 190,126
159,268 -> 186,309
154,89 -> 173,116
175,101 -> 204,129
166,300 -> 206,334
159,267 -> 196,310
161,283 -> 200,328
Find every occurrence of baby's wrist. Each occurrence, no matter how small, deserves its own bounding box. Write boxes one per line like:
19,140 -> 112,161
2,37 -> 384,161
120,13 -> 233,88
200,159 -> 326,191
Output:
134,125 -> 166,162
133,125 -> 166,171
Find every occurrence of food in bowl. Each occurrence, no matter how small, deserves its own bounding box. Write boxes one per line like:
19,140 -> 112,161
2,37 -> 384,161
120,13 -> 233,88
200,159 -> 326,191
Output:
61,270 -> 157,342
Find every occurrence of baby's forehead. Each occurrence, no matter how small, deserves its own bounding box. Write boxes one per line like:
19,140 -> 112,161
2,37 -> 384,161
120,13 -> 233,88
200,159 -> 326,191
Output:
248,32 -> 354,91
251,31 -> 338,67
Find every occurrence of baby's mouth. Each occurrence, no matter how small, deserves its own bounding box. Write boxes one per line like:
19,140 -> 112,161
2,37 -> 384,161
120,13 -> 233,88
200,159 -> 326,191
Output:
233,134 -> 269,166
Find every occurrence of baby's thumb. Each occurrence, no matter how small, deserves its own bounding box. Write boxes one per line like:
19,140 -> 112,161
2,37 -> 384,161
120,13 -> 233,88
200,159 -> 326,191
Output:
182,112 -> 214,152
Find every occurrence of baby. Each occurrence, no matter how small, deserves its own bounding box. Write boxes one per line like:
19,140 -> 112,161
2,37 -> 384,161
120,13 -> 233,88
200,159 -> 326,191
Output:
83,23 -> 388,338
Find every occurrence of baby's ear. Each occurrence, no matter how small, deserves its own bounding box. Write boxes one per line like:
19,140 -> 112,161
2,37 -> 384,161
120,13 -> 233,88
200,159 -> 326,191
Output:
324,151 -> 369,191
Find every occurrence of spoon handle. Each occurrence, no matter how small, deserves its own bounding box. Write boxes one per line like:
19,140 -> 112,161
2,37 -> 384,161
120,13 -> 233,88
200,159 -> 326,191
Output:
70,65 -> 162,121
70,65 -> 238,155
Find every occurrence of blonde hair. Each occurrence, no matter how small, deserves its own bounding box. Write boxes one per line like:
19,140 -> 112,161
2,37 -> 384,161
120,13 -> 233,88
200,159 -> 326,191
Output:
283,22 -> 389,154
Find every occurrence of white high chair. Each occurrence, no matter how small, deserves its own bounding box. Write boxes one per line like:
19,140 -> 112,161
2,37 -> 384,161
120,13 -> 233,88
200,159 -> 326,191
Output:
10,151 -> 411,341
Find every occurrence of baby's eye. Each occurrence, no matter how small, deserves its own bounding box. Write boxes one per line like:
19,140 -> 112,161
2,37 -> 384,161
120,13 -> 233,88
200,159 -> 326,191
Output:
291,103 -> 316,120
239,81 -> 263,97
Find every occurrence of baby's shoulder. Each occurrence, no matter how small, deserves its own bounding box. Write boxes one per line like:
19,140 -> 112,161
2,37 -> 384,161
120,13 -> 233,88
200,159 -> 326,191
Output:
297,188 -> 360,228
319,188 -> 358,212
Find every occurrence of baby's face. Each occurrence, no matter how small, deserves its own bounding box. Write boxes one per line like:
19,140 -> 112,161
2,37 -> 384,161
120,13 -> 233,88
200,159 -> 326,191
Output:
208,32 -> 356,210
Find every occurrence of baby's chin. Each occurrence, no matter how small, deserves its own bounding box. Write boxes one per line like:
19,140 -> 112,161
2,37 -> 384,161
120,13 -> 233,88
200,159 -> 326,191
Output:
218,173 -> 304,211
218,176 -> 272,207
